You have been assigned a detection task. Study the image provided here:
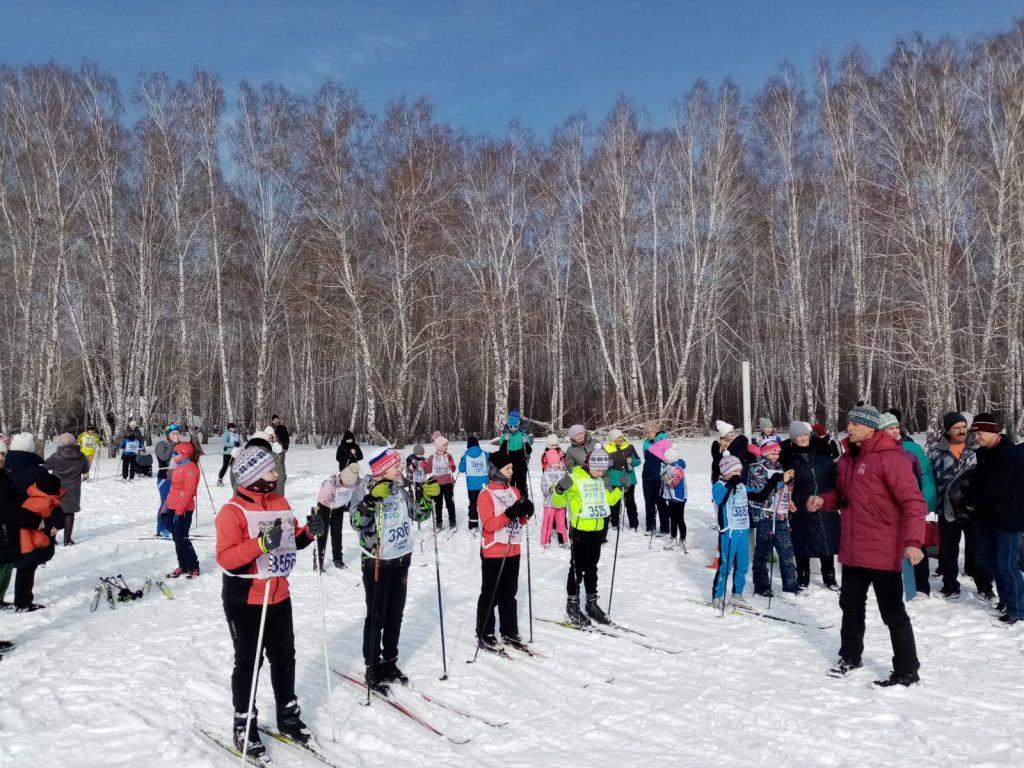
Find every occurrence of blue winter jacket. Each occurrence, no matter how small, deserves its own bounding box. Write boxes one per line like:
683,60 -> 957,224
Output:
660,458 -> 688,502
641,432 -> 669,482
222,429 -> 241,455
458,446 -> 490,492
120,438 -> 143,456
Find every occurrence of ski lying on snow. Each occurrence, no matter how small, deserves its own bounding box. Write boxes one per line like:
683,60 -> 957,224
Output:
536,617 -> 684,655
466,643 -> 514,663
333,671 -> 471,745
258,726 -> 361,768
683,598 -> 833,629
404,682 -> 509,727
195,725 -> 272,767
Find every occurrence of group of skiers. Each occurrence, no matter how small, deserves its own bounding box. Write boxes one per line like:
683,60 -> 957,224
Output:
710,405 -> 1024,688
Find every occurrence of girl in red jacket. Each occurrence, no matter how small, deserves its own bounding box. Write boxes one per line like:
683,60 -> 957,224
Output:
215,444 -> 325,758
164,442 -> 201,579
476,446 -> 534,653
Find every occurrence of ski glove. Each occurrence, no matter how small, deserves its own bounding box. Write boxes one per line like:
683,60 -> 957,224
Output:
422,479 -> 441,498
555,474 -> 574,493
508,498 -> 534,520
306,514 -> 326,537
370,481 -> 392,500
258,519 -> 283,553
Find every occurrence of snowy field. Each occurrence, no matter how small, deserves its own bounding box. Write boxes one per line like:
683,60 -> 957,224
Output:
1,439 -> 1023,768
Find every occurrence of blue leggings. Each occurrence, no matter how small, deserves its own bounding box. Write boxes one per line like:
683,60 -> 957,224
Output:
713,529 -> 750,599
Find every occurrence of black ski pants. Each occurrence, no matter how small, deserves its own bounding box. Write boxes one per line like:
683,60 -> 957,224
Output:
839,565 -> 920,676
121,455 -> 137,480
467,489 -> 481,529
224,598 -> 296,714
477,553 -> 520,639
939,516 -> 992,593
667,500 -> 687,540
609,485 -> 639,530
314,503 -> 346,567
15,547 -> 53,608
218,454 -> 232,481
642,477 -> 667,533
433,484 -> 456,528
361,562 -> 409,666
567,528 -> 604,598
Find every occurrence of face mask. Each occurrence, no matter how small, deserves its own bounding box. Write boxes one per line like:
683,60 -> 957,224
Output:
246,477 -> 277,494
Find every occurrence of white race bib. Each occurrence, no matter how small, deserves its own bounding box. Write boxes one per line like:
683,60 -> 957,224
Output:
430,454 -> 452,479
377,493 -> 413,560
577,478 -> 610,519
333,485 -> 354,510
487,487 -> 523,547
412,460 -> 426,484
243,510 -> 298,579
727,485 -> 750,531
466,454 -> 488,477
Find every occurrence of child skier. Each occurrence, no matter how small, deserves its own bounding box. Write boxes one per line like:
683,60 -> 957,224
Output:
164,441 -> 201,579
659,447 -> 688,549
425,435 -> 457,530
476,446 -> 534,652
747,437 -> 799,597
314,462 -> 363,570
711,454 -> 786,610
540,448 -> 569,548
154,424 -> 181,538
216,444 -> 325,757
119,425 -> 144,482
351,448 -> 435,694
553,445 -> 622,626
458,436 -> 489,531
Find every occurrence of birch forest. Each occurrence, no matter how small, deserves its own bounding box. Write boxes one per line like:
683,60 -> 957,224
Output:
2,22 -> 1024,447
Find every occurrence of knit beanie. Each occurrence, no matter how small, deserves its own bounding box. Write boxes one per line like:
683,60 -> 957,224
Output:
719,455 -> 742,478
788,421 -> 812,440
970,413 -> 1001,435
758,418 -> 773,431
369,448 -> 401,477
942,411 -> 967,434
165,423 -> 181,436
36,473 -> 62,495
413,444 -> 425,456
467,435 -> 479,449
489,444 -> 514,471
546,433 -> 561,448
846,403 -> 880,430
543,448 -> 563,467
812,423 -> 827,438
715,420 -> 734,438
433,435 -> 448,451
340,463 -> 360,486
876,412 -> 899,431
57,432 -> 76,447
585,445 -> 611,472
609,428 -> 625,442
567,424 -> 586,442
507,409 -> 521,428
664,447 -> 680,464
643,420 -> 660,435
10,432 -> 35,453
232,446 -> 277,488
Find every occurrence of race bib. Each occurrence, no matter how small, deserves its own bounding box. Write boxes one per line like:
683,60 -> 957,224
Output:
83,436 -> 97,448
727,485 -> 750,530
430,455 -> 452,479
412,460 -> 426,484
333,485 -> 354,510
577,478 -> 610,519
244,510 -> 298,579
378,493 -> 413,560
488,487 -> 523,546
466,454 -> 487,477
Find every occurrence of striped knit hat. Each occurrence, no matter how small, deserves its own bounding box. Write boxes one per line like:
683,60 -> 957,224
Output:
585,445 -> 611,472
232,446 -> 276,488
369,448 -> 401,477
846,402 -> 880,429
719,454 -> 742,477
970,413 -> 1001,435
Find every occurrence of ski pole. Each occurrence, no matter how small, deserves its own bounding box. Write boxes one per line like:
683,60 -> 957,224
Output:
241,569 -> 273,767
607,498 -> 624,617
365,500 -> 383,706
471,534 -> 514,663
198,462 -> 217,527
429,495 -> 449,680
718,528 -> 732,618
312,520 -> 338,742
526,465 -> 537,642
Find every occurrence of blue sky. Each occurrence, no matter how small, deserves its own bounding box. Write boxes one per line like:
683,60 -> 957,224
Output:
2,1 -> 1019,134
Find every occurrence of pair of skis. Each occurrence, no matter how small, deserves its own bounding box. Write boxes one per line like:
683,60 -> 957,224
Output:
197,724 -> 356,768
89,577 -> 173,612
683,596 -> 833,629
536,616 -> 685,655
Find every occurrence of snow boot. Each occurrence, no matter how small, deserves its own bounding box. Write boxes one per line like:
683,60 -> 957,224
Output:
233,711 -> 265,757
276,699 -> 311,743
333,558 -> 346,570
380,658 -> 408,686
827,658 -> 863,678
366,665 -> 391,696
566,596 -> 591,627
873,670 -> 920,687
729,594 -> 752,610
797,567 -> 810,589
585,594 -> 611,625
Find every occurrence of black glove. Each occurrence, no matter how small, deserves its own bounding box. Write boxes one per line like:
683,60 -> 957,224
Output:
259,519 -> 283,553
518,498 -> 535,520
306,514 -> 326,537
726,475 -> 742,488
555,473 -> 574,493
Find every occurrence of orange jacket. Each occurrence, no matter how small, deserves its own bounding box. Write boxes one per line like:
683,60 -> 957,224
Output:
215,488 -> 314,605
20,484 -> 63,554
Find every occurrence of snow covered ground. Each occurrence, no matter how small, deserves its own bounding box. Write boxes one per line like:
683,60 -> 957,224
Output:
1,439 -> 1023,768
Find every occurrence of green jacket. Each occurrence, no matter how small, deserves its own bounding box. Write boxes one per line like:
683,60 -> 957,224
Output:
902,437 -> 938,513
605,439 -> 640,488
552,466 -> 623,532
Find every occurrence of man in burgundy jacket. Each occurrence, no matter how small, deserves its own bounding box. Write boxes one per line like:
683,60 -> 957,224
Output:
808,403 -> 927,686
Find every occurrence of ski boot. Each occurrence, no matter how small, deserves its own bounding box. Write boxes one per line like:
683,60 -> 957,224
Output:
566,596 -> 591,627
477,634 -> 503,653
276,699 -> 311,743
501,633 -> 530,653
380,657 -> 409,686
729,593 -> 752,610
166,567 -> 185,579
333,558 -> 346,570
711,597 -> 725,611
233,711 -> 265,757
585,595 -> 611,625
186,568 -> 200,580
366,664 -> 391,696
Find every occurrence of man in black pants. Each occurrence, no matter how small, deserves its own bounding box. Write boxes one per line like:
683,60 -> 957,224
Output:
927,412 -> 993,599
808,403 -> 927,687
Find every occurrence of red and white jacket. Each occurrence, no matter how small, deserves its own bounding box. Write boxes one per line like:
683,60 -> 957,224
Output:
424,452 -> 456,485
478,479 -> 523,559
165,444 -> 200,514
215,488 -> 314,605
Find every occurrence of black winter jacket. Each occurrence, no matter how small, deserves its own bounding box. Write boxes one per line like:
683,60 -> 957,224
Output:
968,436 -> 1024,533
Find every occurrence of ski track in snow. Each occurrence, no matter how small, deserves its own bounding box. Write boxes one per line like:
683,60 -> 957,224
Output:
1,440 -> 1022,767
